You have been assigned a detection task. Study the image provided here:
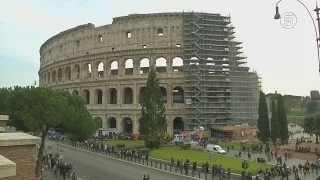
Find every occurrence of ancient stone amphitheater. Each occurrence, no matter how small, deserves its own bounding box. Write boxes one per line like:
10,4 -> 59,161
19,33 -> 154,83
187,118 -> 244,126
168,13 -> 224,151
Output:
39,12 -> 260,136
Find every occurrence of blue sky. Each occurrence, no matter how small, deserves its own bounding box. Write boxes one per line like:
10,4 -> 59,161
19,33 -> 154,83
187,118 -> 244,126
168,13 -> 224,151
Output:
0,0 -> 319,96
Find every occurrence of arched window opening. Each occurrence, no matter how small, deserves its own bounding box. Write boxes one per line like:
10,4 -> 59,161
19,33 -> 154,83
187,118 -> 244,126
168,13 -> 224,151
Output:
65,67 -> 71,80
110,61 -> 118,75
160,87 -> 167,103
72,65 -> 80,79
123,117 -> 133,134
58,68 -> 63,81
97,62 -> 104,77
189,57 -> 199,66
108,117 -> 117,128
82,89 -> 90,104
173,86 -> 184,103
52,70 -> 56,82
108,88 -> 117,104
82,63 -> 91,78
125,59 -> 134,75
157,28 -> 164,36
98,35 -> 103,42
123,87 -> 133,104
95,89 -> 103,104
72,90 -> 79,95
172,57 -> 184,72
139,87 -> 146,103
44,73 -> 47,83
173,117 -> 184,135
139,58 -> 150,74
155,57 -> 167,73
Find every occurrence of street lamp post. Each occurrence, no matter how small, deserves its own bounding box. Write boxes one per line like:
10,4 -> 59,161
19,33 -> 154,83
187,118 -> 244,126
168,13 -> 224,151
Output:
274,0 -> 320,72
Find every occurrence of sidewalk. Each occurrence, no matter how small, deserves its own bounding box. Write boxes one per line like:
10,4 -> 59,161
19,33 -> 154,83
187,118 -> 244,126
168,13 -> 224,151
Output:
41,169 -> 73,180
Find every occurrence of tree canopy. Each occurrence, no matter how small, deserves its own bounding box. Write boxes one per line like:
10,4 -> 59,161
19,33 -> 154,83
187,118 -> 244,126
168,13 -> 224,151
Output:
270,100 -> 280,142
304,113 -> 320,144
277,94 -> 289,141
139,68 -> 167,140
257,91 -> 270,142
0,86 -> 99,177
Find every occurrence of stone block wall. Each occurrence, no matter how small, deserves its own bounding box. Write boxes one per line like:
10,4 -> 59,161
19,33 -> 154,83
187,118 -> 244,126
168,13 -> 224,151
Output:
0,145 -> 37,180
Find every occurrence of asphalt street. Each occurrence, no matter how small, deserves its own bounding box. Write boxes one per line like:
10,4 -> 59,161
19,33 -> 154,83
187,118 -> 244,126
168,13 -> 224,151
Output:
44,140 -> 197,180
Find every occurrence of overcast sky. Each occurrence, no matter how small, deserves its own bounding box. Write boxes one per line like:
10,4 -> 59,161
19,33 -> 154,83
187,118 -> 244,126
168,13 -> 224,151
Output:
0,0 -> 319,96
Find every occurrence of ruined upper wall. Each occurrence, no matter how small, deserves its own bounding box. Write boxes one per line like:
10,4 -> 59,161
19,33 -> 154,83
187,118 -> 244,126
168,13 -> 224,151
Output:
39,13 -> 184,68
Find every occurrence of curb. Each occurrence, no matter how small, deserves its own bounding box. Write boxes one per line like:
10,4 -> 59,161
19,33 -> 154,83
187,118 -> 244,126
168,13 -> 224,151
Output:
56,142 -> 203,180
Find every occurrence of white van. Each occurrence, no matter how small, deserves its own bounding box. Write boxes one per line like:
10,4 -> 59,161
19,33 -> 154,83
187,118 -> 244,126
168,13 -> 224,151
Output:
206,144 -> 226,155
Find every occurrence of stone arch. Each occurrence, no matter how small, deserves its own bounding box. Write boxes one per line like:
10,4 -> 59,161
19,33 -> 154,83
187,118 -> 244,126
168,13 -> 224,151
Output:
122,117 -> 133,134
160,86 -> 167,103
64,66 -> 71,80
173,86 -> 184,103
72,64 -> 80,79
125,58 -> 134,75
82,89 -> 90,104
47,72 -> 51,83
94,89 -> 103,104
96,61 -> 104,77
107,117 -> 117,128
140,58 -> 150,74
123,87 -> 133,104
108,88 -> 117,104
110,61 -> 118,75
173,117 -> 184,134
94,117 -> 103,128
72,90 -> 79,95
172,57 -> 183,72
82,63 -> 92,78
52,70 -> 56,82
155,57 -> 167,73
139,87 -> 146,103
58,68 -> 63,81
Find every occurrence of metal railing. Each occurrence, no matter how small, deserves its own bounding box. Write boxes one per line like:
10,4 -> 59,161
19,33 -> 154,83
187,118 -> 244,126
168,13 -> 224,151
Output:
53,139 -> 242,180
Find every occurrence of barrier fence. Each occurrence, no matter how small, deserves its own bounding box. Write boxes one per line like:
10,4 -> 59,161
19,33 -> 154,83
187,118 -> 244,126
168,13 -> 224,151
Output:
54,139 -> 241,180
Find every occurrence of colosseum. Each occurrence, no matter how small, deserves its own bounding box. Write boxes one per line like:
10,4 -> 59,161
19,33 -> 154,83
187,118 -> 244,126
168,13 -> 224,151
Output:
38,12 -> 261,137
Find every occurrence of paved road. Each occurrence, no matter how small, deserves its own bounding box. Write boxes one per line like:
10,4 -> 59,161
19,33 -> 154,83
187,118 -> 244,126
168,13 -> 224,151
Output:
44,140 -> 197,180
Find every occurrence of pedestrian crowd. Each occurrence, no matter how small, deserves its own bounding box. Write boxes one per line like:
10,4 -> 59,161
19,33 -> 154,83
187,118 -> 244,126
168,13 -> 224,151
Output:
41,154 -> 78,180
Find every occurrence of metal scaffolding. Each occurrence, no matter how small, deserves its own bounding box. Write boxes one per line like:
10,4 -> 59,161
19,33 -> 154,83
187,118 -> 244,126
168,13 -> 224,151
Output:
183,12 -> 260,130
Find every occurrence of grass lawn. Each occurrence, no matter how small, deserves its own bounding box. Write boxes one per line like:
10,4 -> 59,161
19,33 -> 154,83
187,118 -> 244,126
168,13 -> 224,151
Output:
287,116 -> 305,122
103,140 -> 145,146
287,109 -> 307,116
150,146 -> 272,175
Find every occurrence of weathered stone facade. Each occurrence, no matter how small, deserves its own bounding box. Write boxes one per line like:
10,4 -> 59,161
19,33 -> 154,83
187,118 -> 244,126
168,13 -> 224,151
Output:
38,13 -> 186,136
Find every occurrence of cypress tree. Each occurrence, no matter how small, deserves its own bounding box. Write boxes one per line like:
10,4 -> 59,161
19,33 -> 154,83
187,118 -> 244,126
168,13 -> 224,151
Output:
139,68 -> 167,140
270,100 -> 280,142
277,94 -> 289,141
257,91 -> 270,142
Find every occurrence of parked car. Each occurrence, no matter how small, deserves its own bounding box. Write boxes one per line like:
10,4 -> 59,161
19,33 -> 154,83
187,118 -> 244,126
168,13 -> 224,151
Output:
206,144 -> 226,155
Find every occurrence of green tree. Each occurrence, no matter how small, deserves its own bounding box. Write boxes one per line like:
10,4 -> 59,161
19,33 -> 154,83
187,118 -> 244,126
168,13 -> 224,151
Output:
257,91 -> 270,142
1,86 -> 99,177
270,100 -> 280,142
139,68 -> 167,141
304,113 -> 320,144
306,100 -> 318,115
277,94 -> 289,141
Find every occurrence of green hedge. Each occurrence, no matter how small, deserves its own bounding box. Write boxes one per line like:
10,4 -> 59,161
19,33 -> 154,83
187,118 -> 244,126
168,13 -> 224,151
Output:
145,140 -> 161,149
180,144 -> 191,150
